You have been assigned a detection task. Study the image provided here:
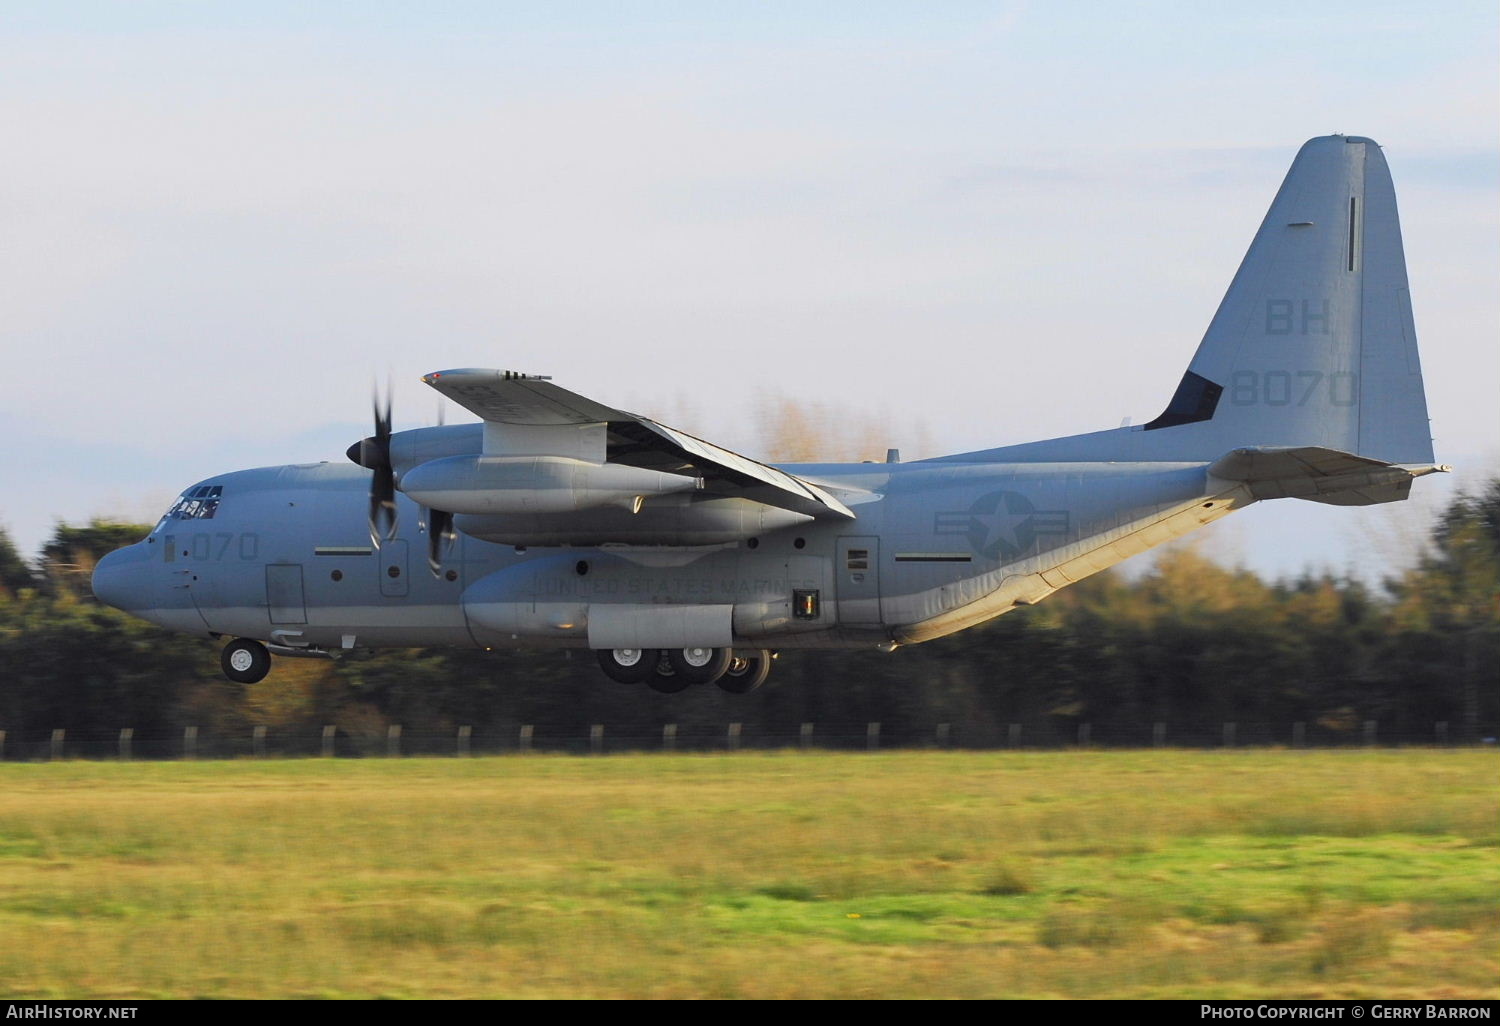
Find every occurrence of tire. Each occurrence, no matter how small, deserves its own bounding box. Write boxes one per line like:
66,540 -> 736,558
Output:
666,646 -> 732,685
717,649 -> 772,694
221,638 -> 271,684
597,648 -> 658,684
646,654 -> 692,694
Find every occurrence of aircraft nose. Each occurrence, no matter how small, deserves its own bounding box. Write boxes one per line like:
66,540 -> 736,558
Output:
92,545 -> 147,612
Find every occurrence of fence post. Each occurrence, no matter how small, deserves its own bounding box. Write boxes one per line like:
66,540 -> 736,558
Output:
1292,721 -> 1305,748
321,725 -> 336,758
1152,722 -> 1166,748
936,723 -> 951,748
519,725 -> 533,753
1222,722 -> 1236,748
253,724 -> 267,758
119,728 -> 133,762
1008,723 -> 1022,747
1077,722 -> 1091,747
183,725 -> 197,760
800,722 -> 814,750
1362,719 -> 1377,747
663,723 -> 676,752
1435,721 -> 1449,746
457,725 -> 471,757
51,728 -> 64,761
727,722 -> 741,752
590,724 -> 604,755
0,729 -> 6,761
386,724 -> 401,758
866,722 -> 880,751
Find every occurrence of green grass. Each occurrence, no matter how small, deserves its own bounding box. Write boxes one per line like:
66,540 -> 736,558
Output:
0,750 -> 1493,998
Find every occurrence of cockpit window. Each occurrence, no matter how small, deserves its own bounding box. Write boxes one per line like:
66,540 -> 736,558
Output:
162,485 -> 223,522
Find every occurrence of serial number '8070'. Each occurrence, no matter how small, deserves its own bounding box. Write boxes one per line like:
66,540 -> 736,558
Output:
1228,370 -> 1357,407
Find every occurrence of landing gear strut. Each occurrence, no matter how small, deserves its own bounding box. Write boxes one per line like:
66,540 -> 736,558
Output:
221,638 -> 271,684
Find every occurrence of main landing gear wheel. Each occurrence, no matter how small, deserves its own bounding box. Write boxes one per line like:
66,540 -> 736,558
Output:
646,652 -> 692,694
667,646 -> 732,685
221,638 -> 271,684
717,649 -> 773,694
597,648 -> 659,684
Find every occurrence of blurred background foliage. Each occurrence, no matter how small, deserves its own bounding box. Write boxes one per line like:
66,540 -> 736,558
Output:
1,480 -> 1495,754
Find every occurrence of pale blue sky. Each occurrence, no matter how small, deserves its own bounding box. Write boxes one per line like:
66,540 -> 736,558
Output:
2,2 -> 1495,578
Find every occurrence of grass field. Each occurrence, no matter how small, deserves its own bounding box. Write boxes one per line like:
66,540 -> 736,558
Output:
0,749 -> 1494,999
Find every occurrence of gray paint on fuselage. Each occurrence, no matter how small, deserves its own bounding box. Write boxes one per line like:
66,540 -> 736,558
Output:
98,453 -> 1223,651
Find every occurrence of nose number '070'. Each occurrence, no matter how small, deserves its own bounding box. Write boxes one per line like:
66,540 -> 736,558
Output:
1228,370 -> 1358,407
186,533 -> 260,560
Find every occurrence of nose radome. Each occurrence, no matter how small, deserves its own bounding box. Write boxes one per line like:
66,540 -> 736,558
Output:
92,546 -> 145,611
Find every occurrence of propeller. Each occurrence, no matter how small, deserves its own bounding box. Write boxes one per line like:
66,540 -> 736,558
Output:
421,507 -> 457,576
346,383 -> 457,575
345,385 -> 399,548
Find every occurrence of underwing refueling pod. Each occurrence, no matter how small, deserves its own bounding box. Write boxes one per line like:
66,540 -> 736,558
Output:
94,136 -> 1446,694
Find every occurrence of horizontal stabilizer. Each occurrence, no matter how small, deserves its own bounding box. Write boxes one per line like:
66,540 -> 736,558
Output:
1208,446 -> 1448,506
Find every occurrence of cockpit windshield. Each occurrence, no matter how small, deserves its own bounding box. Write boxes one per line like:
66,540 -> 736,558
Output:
155,485 -> 223,528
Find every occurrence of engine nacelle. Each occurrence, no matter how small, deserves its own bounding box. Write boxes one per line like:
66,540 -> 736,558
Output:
453,494 -> 813,546
400,455 -> 700,515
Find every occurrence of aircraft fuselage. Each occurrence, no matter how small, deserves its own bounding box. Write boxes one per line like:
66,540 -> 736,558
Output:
94,455 -> 1237,655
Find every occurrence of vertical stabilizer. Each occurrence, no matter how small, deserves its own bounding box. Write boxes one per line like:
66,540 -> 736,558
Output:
944,136 -> 1436,466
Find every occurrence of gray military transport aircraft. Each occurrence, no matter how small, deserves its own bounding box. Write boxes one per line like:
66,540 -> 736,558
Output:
94,135 -> 1445,694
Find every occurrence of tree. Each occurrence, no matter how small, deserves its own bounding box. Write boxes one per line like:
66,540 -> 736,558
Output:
1386,479 -> 1500,740
40,520 -> 151,598
0,526 -> 34,595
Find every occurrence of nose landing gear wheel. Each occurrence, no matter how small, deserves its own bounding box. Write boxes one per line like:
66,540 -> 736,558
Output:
597,648 -> 659,684
221,638 -> 271,684
667,646 -> 732,685
717,649 -> 772,694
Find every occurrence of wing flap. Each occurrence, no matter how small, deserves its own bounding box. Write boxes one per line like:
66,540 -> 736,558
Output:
612,420 -> 855,520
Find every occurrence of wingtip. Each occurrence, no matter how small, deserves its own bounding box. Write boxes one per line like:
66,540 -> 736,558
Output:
422,368 -> 553,386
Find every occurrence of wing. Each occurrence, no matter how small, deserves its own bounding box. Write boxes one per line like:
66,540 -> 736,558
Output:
422,368 -> 856,521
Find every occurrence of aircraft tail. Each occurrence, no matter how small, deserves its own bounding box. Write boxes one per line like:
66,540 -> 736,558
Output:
943,136 -> 1437,470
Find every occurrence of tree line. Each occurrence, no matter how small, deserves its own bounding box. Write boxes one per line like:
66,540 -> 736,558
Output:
1,482 -> 1495,754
